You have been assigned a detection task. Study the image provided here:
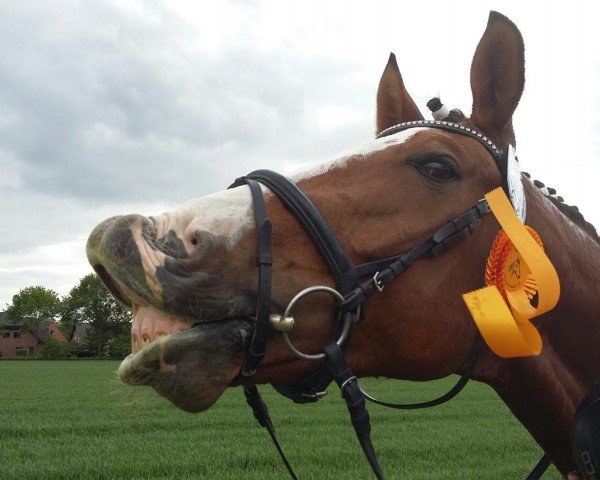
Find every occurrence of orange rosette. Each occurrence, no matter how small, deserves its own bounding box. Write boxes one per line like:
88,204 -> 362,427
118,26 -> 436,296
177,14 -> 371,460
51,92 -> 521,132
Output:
462,188 -> 560,358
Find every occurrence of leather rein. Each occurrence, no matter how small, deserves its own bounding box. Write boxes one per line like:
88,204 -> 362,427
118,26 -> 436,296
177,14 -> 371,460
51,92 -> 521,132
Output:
227,119 -> 549,479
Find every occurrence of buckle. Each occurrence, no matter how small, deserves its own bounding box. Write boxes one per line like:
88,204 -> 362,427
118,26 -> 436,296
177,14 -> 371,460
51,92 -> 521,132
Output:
372,271 -> 385,292
340,376 -> 357,395
301,390 -> 327,400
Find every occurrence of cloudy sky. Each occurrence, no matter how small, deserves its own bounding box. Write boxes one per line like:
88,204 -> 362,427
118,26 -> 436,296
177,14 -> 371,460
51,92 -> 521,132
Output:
1,0 -> 599,308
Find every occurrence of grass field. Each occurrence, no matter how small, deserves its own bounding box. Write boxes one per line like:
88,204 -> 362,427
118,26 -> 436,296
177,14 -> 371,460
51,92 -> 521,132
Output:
0,361 -> 561,480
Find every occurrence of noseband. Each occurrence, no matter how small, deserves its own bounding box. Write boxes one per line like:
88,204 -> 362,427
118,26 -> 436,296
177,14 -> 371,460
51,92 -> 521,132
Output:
228,120 -> 548,479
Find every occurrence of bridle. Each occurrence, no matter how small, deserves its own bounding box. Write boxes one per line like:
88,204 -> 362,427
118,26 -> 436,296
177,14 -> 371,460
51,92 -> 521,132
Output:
228,119 -> 549,479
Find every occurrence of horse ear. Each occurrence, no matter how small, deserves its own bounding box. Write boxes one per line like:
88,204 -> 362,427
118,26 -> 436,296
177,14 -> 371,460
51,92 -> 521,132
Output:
470,11 -> 525,144
376,52 -> 423,135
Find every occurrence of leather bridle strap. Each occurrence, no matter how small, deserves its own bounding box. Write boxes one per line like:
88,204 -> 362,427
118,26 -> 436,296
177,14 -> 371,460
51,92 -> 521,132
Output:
243,386 -> 298,480
229,170 -> 361,376
360,336 -> 483,410
228,120 -> 549,479
233,169 -> 358,295
324,342 -> 384,480
230,170 -> 368,478
231,179 -> 298,478
524,455 -> 551,480
230,169 -> 493,479
229,178 -> 273,377
340,199 -> 491,313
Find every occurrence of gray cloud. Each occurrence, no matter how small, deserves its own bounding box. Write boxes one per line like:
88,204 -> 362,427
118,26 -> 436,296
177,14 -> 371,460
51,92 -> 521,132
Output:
0,1 -> 369,268
0,1 -> 368,210
1,1 -> 598,307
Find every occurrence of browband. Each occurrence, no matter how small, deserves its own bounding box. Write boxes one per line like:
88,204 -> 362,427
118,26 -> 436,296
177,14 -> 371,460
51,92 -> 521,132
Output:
377,119 -> 503,160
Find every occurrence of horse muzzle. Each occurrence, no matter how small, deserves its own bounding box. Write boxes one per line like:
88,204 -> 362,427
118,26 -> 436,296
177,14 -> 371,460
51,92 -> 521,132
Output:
86,213 -> 255,321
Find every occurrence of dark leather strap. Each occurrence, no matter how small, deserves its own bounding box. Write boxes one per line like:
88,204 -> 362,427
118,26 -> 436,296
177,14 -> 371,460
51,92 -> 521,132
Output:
236,170 -> 358,295
572,380 -> 600,479
324,342 -> 385,480
272,359 -> 334,403
360,336 -> 483,410
342,199 -> 491,312
243,386 -> 298,480
524,455 -> 550,480
234,179 -> 273,376
270,198 -> 491,403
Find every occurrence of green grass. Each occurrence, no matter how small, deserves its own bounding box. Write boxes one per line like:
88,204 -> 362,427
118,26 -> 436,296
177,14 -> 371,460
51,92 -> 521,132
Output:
0,361 -> 561,479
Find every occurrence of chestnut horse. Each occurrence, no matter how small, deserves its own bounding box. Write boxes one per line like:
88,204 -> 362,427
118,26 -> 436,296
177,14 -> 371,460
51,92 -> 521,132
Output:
87,11 -> 600,479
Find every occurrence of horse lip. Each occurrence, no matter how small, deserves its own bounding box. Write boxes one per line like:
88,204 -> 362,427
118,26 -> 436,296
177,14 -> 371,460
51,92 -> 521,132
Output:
118,317 -> 253,412
92,248 -> 254,321
86,214 -> 168,309
92,264 -> 133,307
119,317 -> 253,380
93,263 -> 161,311
190,315 -> 254,329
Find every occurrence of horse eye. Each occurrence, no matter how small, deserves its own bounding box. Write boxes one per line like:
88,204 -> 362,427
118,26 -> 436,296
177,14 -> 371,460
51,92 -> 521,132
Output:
409,157 -> 459,182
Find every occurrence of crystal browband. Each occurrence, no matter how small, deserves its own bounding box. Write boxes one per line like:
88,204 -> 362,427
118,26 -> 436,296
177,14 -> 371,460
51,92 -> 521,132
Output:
377,120 -> 502,160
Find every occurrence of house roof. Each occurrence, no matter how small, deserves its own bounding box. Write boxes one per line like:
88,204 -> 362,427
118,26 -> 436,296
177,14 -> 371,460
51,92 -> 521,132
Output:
0,312 -> 65,342
0,312 -> 27,328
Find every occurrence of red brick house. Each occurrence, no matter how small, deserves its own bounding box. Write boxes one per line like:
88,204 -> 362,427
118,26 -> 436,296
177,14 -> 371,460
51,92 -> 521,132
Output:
0,311 -> 67,358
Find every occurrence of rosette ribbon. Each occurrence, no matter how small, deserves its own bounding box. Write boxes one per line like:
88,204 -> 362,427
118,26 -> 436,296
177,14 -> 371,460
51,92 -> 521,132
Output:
462,187 -> 560,358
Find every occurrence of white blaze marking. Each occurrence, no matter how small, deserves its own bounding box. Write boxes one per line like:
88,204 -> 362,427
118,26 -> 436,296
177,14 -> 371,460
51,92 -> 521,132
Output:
163,128 -> 424,247
291,128 -> 424,182
179,185 -> 254,248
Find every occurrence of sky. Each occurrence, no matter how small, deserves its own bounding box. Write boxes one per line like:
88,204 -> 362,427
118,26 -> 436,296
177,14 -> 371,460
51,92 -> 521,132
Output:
1,0 -> 599,308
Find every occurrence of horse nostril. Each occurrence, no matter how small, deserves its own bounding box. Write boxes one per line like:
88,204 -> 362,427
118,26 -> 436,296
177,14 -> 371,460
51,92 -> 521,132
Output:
188,230 -> 206,248
183,228 -> 222,258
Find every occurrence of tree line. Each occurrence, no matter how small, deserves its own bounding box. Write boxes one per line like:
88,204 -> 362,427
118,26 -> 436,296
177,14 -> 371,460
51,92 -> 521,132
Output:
4,274 -> 131,358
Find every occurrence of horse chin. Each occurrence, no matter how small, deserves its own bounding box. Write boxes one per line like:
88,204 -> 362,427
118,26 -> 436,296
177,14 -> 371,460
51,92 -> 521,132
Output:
118,318 -> 252,413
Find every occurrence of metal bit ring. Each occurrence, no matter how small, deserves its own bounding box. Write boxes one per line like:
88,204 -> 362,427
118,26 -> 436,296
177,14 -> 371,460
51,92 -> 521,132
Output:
282,285 -> 352,361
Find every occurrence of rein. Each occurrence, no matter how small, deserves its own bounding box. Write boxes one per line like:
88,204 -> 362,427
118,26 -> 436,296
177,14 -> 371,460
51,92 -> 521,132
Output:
228,120 -> 549,479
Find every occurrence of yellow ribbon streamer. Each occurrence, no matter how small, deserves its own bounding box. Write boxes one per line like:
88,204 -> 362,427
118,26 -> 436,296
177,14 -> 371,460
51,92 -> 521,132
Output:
462,187 -> 560,358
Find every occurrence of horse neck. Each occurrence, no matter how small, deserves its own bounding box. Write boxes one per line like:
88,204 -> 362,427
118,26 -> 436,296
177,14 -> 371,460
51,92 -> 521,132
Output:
475,182 -> 600,475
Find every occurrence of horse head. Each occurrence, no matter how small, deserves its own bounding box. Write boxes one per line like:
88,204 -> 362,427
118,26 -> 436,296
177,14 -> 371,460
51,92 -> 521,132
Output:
87,11 -> 600,478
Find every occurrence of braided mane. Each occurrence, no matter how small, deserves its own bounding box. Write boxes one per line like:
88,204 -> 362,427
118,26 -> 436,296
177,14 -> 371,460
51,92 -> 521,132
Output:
520,173 -> 599,243
545,194 -> 599,243
425,98 -> 599,244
